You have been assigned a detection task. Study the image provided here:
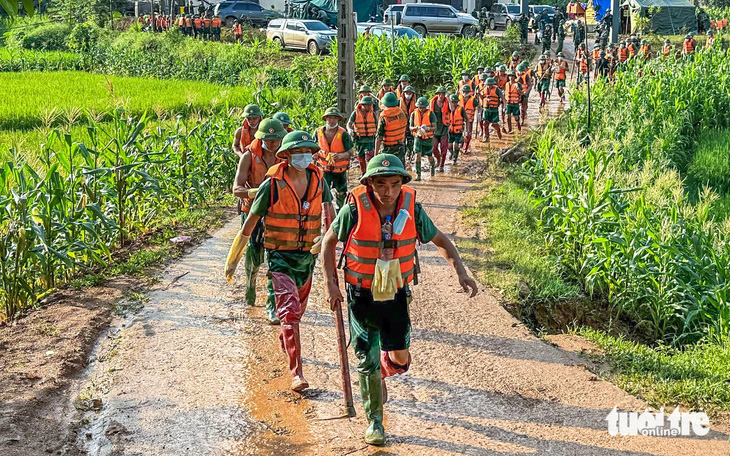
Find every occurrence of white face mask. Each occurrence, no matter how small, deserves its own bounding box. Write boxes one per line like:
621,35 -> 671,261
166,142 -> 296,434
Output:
462,75 -> 469,81
248,119 -> 260,129
261,141 -> 268,150
290,153 -> 312,170
404,93 -> 413,99
325,122 -> 339,130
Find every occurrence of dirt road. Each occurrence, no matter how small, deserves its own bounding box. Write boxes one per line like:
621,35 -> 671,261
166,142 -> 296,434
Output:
4,41 -> 730,456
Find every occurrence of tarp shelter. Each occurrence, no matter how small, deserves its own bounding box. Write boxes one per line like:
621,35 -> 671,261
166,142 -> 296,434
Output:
621,0 -> 696,35
289,0 -> 380,24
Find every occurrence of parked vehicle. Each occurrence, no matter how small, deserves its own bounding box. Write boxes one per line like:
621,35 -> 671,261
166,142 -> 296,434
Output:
357,23 -> 423,39
529,5 -> 556,23
487,3 -> 522,30
266,19 -> 336,55
214,1 -> 281,28
400,3 -> 479,37
382,4 -> 405,24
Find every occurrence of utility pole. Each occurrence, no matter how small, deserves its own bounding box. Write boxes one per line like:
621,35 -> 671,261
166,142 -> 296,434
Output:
337,0 -> 355,120
611,0 -> 620,43
585,17 -> 591,129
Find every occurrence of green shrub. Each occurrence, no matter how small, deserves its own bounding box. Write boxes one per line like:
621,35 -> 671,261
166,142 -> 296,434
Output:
7,22 -> 71,51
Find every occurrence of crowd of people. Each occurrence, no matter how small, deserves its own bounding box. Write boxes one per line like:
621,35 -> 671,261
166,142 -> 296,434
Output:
138,11 -> 228,41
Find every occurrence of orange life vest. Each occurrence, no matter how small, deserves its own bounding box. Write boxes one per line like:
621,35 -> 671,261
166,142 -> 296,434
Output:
212,17 -> 221,28
234,23 -> 242,35
579,58 -> 588,73
555,61 -> 567,80
263,162 -> 323,251
377,88 -> 394,101
519,73 -> 531,91
399,96 -> 416,119
412,109 -> 434,140
353,108 -> 376,138
496,73 -> 508,89
482,85 -> 500,109
459,96 -> 477,122
316,126 -> 349,173
508,58 -> 520,70
241,140 -> 281,213
380,107 -> 408,146
194,18 -> 202,28
343,185 -> 417,289
238,120 -> 256,150
536,62 -> 551,79
592,48 -> 601,61
618,47 -> 628,62
185,17 -> 192,27
505,82 -> 521,105
473,79 -> 484,97
447,107 -> 465,134
662,44 -> 672,58
640,44 -> 650,58
429,96 -> 450,127
684,38 -> 695,54
203,18 -> 211,28
458,78 -> 473,92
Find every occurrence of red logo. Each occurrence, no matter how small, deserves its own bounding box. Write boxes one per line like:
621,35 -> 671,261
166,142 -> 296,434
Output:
303,135 -> 309,141
382,160 -> 390,166
269,128 -> 274,133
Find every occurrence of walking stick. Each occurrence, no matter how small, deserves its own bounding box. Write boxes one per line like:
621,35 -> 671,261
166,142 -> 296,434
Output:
333,297 -> 356,417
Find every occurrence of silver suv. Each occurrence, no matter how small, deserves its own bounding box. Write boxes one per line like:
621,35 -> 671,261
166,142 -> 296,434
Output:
488,3 -> 522,30
400,3 -> 479,37
266,19 -> 336,55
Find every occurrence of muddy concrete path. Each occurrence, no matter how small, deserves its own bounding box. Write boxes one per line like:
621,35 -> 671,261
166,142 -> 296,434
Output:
20,40 -> 730,455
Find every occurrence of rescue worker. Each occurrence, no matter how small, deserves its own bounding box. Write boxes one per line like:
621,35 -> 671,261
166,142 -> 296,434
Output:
446,94 -> 467,166
496,65 -> 508,91
234,105 -> 263,157
683,33 -> 696,57
556,18 -> 566,53
577,52 -> 590,85
430,86 -> 451,173
639,39 -> 651,59
459,85 -> 477,155
592,44 -> 602,77
347,97 -> 378,176
662,39 -> 673,59
212,15 -> 222,41
480,77 -> 503,142
618,41 -> 629,66
626,37 -> 638,58
239,130 -> 335,393
519,13 -> 529,45
399,85 -> 417,162
458,69 -> 473,92
507,51 -> 521,71
554,52 -> 569,103
596,50 -> 610,79
375,92 -> 409,163
274,112 -> 294,132
234,20 -> 243,43
573,20 -> 585,49
474,73 -> 486,138
377,79 -> 395,101
504,71 -> 522,133
535,55 -> 552,109
193,14 -> 202,39
321,154 -> 478,446
395,75 -> 411,99
358,85 -> 381,113
517,63 -> 532,121
409,97 -> 437,180
232,119 -> 287,323
185,14 -> 193,37
316,107 -> 354,210
542,23 -> 553,55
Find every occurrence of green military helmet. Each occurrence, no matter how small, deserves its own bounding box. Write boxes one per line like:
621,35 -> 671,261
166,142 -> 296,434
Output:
512,51 -> 519,57
664,39 -> 671,44
322,106 -> 344,120
435,85 -> 447,94
403,85 -> 415,93
479,73 -> 488,80
500,64 -> 507,71
243,104 -> 263,118
485,66 -> 494,73
359,96 -> 374,105
398,74 -> 410,82
507,70 -> 516,77
486,77 -> 497,85
277,130 -> 320,158
477,65 -> 485,71
448,94 -> 459,103
254,118 -> 288,140
461,84 -> 472,92
272,112 -> 292,126
360,153 -> 411,184
382,78 -> 393,86
415,96 -> 429,108
359,84 -> 372,93
461,69 -> 471,75
381,92 -> 399,107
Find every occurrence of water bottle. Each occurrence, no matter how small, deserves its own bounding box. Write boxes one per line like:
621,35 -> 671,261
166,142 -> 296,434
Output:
381,215 -> 394,261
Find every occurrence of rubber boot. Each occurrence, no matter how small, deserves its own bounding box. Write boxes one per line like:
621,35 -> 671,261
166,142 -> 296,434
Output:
429,158 -> 435,176
265,279 -> 279,325
360,371 -> 385,446
438,146 -> 447,172
357,156 -> 368,177
414,160 -> 422,181
452,145 -> 459,165
245,286 -> 257,306
281,323 -> 308,392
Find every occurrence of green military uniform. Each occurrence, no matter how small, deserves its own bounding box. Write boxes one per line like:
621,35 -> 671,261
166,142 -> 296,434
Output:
409,98 -> 438,180
317,107 -> 354,210
556,19 -> 566,53
482,79 -> 503,123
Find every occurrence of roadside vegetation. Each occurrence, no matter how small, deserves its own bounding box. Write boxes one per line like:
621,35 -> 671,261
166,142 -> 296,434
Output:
460,49 -> 730,414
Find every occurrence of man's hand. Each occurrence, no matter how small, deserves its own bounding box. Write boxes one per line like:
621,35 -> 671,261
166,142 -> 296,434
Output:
458,272 -> 478,297
326,280 -> 344,311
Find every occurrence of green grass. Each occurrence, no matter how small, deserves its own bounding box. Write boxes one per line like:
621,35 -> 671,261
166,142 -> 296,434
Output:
687,129 -> 730,195
458,170 -> 581,304
577,326 -> 730,416
0,71 -> 257,131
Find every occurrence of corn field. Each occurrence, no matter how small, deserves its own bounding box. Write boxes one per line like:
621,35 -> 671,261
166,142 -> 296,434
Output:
526,49 -> 730,346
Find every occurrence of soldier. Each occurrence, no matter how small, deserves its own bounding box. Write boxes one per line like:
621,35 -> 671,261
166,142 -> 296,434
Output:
534,55 -> 552,108
315,107 -> 354,210
375,92 -> 409,163
232,119 -> 287,323
573,20 -> 585,50
458,69 -> 473,92
446,94 -> 467,166
480,77 -> 503,142
555,18 -> 566,53
395,75 -> 411,99
517,63 -> 532,120
459,85 -> 477,155
399,85 -> 417,162
234,104 -> 264,157
274,112 -> 294,132
321,154 -> 477,446
554,52 -> 569,103
503,71 -> 523,133
358,85 -> 381,113
542,23 -> 553,54
507,51 -> 521,71
410,97 -> 437,180
430,86 -> 451,173
377,79 -> 396,101
519,13 -> 529,45
347,97 -> 378,176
